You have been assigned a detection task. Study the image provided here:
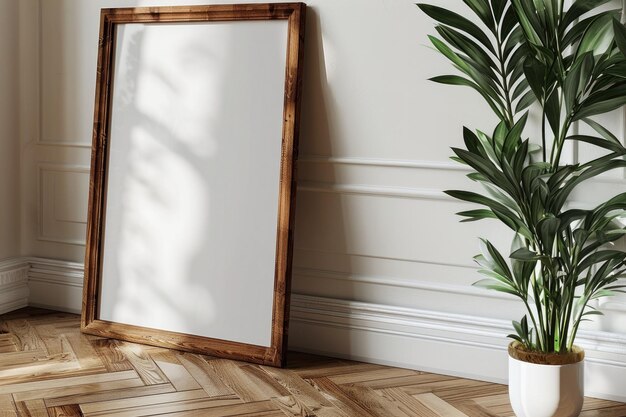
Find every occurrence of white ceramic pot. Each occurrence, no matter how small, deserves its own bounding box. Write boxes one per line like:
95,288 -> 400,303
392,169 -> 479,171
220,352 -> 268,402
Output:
509,343 -> 584,417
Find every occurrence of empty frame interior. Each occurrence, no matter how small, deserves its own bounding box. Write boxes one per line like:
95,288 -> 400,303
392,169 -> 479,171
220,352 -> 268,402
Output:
82,4 -> 305,367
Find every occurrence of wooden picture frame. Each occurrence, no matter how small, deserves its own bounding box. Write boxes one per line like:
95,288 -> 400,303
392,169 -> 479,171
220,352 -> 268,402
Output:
81,3 -> 306,367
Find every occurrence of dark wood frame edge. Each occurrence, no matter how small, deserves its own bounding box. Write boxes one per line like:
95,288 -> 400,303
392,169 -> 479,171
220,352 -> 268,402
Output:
81,2 -> 306,368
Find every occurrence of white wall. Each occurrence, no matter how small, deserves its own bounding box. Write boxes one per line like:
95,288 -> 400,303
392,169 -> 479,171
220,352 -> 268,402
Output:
0,1 -> 31,315
0,0 -> 21,260
12,0 -> 626,401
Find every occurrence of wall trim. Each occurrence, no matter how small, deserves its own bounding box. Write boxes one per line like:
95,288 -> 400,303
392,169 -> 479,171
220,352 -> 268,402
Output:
25,257 -> 84,314
298,181 -> 452,200
0,258 -> 30,315
298,155 -> 626,186
36,163 -> 90,246
294,247 -> 477,270
35,141 -> 92,148
600,300 -> 626,312
298,155 -> 471,171
27,256 -> 84,288
289,294 -> 626,402
290,294 -> 626,354
1,256 -> 625,401
293,267 -> 514,301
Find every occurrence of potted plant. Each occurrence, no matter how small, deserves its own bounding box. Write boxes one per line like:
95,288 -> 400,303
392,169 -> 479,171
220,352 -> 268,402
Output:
418,1 -> 626,416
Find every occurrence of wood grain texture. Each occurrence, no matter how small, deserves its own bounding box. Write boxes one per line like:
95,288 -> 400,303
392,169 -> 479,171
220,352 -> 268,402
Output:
48,404 -> 83,417
15,399 -> 48,417
5,320 -> 45,352
0,334 -> 18,354
15,378 -> 146,403
151,351 -> 202,391
0,394 -> 17,417
2,308 -> 626,416
43,383 -> 175,408
175,352 -> 235,398
81,2 -> 306,369
114,342 -> 168,385
208,360 -> 290,402
90,338 -> 133,372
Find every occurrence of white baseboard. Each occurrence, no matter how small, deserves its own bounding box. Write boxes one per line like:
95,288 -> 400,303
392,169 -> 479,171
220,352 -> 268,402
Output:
289,294 -> 626,402
26,257 -> 83,314
0,258 -> 30,315
1,257 -> 625,401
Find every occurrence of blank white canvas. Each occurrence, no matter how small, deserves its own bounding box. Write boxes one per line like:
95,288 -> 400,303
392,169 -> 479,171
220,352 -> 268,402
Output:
99,20 -> 289,347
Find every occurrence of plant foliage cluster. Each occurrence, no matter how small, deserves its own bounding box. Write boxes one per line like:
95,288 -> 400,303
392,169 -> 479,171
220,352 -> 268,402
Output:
419,0 -> 626,353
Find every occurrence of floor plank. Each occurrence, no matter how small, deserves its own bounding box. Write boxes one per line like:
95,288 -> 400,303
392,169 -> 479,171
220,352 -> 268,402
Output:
151,351 -> 201,391
208,360 -> 288,402
90,339 -> 134,372
47,404 -> 83,417
44,383 -> 176,408
336,384 -> 413,417
116,342 -> 168,385
14,399 -> 49,417
260,366 -> 343,417
176,353 -> 235,397
309,377 -> 377,417
0,307 -> 624,417
414,393 -> 470,417
0,370 -> 138,395
14,377 -> 145,402
82,396 -> 242,417
377,388 -> 441,417
5,320 -> 45,352
79,389 -> 210,414
0,394 -> 17,417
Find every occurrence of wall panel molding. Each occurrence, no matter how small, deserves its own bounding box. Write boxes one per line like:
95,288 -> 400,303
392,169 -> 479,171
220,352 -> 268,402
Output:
35,141 -> 91,148
293,266 -> 513,301
36,163 -> 90,246
298,155 -> 471,171
294,247 -> 478,270
298,181 -> 452,200
37,0 -> 91,149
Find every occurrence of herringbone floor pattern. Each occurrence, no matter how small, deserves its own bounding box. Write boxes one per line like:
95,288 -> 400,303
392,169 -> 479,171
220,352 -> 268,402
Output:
0,308 -> 624,417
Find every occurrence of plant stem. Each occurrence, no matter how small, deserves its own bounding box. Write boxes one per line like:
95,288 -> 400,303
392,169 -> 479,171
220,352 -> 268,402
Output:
560,243 -> 581,352
531,262 -> 547,351
552,116 -> 572,168
523,298 -> 542,349
567,295 -> 589,349
542,99 -> 547,162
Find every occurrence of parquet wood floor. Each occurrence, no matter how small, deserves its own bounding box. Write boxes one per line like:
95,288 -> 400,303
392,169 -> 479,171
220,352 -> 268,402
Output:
0,308 -> 624,417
